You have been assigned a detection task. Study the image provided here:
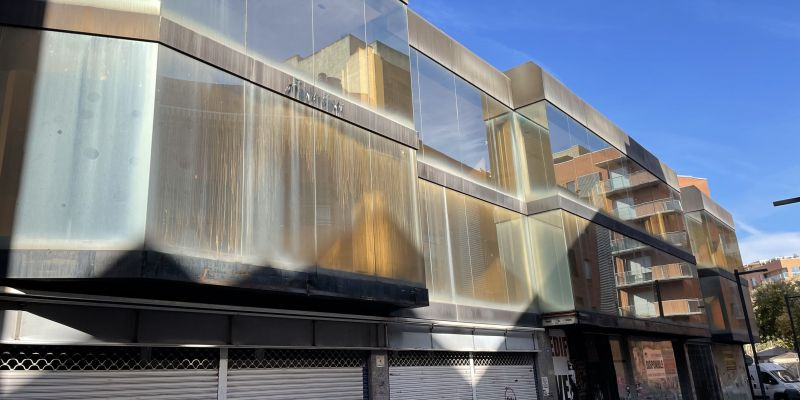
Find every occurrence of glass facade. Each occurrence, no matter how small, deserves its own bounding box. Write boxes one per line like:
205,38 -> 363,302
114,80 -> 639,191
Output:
0,26 -> 157,251
700,276 -> 751,336
518,102 -> 688,250
529,210 -> 704,325
148,46 -> 423,283
161,0 -> 413,127
685,210 -> 743,273
0,26 -> 423,285
411,49 -> 522,198
417,179 -> 533,310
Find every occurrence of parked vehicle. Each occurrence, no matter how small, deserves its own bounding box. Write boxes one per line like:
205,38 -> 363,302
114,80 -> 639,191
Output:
749,363 -> 800,399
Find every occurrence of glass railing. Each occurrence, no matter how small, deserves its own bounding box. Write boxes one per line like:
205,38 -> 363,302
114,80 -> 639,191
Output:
657,231 -> 689,248
619,302 -> 659,318
619,298 -> 703,318
610,237 -> 648,254
603,170 -> 659,194
615,263 -> 694,287
662,299 -> 704,316
614,198 -> 683,221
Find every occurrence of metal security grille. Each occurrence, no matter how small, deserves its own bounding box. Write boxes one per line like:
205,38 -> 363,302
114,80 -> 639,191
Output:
227,349 -> 368,400
389,351 -> 471,367
473,352 -> 534,366
389,351 -> 538,400
0,345 -> 219,400
0,345 -> 218,370
228,348 -> 366,368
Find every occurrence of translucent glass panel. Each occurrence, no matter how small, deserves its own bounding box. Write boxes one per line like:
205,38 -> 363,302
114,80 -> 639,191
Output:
700,276 -> 750,336
244,0 -> 413,126
147,46 -> 423,284
161,0 -> 247,51
0,27 -> 157,250
686,210 -> 743,273
518,101 -> 687,249
528,210 -> 705,325
411,49 -> 522,197
417,180 -> 534,310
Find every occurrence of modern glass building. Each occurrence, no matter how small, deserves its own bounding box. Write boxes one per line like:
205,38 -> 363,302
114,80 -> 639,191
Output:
0,1 -> 754,399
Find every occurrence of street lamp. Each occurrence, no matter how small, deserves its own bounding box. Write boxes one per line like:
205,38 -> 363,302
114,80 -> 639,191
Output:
785,295 -> 800,375
735,268 -> 767,400
774,197 -> 800,207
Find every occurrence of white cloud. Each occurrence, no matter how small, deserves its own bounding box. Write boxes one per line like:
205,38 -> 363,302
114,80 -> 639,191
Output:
739,231 -> 800,264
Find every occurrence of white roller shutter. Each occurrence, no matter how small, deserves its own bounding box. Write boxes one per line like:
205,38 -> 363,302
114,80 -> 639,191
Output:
0,345 -> 219,400
389,352 -> 474,400
389,352 -> 538,400
474,365 -> 538,400
0,369 -> 218,400
226,349 -> 367,400
227,367 -> 364,399
389,365 -> 474,399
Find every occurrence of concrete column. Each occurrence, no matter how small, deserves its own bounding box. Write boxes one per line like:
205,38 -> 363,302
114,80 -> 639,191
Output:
369,350 -> 390,400
672,340 -> 697,400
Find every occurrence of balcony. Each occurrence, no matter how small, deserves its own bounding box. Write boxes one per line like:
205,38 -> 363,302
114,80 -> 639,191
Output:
615,263 -> 695,287
610,236 -> 648,254
613,198 -> 683,222
657,231 -> 689,248
603,170 -> 660,194
619,298 -> 704,318
662,299 -> 704,316
619,303 -> 659,318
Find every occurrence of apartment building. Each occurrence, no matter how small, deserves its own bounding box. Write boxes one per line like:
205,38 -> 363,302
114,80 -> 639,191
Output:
746,256 -> 800,286
0,1 -> 753,399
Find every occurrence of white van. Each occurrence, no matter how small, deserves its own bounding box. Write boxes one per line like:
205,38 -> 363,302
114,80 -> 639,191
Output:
749,362 -> 800,399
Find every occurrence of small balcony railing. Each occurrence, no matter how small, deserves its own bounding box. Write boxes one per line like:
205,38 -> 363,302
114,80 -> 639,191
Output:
615,263 -> 695,287
614,198 -> 683,221
661,299 -> 704,316
610,237 -> 647,254
603,171 -> 659,193
619,303 -> 659,318
619,298 -> 704,318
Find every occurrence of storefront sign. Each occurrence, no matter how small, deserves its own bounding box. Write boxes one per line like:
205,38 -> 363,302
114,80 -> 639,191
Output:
285,78 -> 344,117
724,351 -> 737,371
549,330 -> 576,400
643,347 -> 666,381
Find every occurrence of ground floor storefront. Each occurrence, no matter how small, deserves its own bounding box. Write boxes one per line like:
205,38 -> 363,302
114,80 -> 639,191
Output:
0,296 -> 545,399
0,345 -> 542,400
542,329 -> 749,400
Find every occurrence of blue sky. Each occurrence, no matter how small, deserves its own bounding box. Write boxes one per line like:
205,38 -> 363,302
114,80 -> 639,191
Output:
410,0 -> 800,263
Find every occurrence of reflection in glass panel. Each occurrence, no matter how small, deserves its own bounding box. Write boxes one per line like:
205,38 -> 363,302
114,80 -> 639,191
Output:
311,0 -> 368,103
418,180 -> 534,310
245,0 -> 412,126
148,46 -> 423,283
516,115 -> 556,199
412,50 -> 521,197
161,0 -> 246,51
1,28 -> 157,250
689,210 -> 744,273
414,50 -> 461,176
365,0 -> 413,125
246,0 -> 314,82
530,210 -> 705,325
519,101 -> 688,249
